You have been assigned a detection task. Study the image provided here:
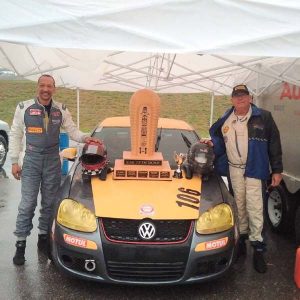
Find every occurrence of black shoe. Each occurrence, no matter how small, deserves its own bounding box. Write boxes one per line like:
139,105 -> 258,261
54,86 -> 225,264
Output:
37,234 -> 48,252
253,250 -> 267,273
13,241 -> 26,265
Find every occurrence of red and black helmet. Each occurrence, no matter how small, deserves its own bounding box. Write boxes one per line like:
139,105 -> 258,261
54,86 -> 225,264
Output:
81,141 -> 107,175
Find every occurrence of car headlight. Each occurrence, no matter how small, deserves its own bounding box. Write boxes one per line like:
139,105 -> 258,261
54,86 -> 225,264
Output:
196,203 -> 234,234
57,199 -> 97,232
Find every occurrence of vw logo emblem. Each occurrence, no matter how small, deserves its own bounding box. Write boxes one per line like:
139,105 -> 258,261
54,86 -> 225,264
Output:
138,221 -> 156,240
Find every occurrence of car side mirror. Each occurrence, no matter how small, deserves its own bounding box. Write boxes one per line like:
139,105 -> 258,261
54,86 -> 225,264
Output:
60,147 -> 77,161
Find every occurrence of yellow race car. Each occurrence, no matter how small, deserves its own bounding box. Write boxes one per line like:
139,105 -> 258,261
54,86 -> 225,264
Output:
51,114 -> 238,284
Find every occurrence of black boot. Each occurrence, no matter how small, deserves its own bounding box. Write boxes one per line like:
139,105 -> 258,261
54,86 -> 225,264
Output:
37,234 -> 48,252
13,241 -> 26,265
236,234 -> 247,258
253,249 -> 267,273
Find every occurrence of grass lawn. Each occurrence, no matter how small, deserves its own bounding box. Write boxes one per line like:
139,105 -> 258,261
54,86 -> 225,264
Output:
0,80 -> 231,137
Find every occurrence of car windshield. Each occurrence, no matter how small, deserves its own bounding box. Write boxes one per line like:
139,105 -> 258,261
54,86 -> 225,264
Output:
93,127 -> 199,169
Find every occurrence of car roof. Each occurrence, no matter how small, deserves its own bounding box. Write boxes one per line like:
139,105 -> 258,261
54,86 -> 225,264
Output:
98,117 -> 194,130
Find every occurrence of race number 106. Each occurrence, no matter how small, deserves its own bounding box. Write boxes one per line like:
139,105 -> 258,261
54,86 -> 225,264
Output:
176,187 -> 200,210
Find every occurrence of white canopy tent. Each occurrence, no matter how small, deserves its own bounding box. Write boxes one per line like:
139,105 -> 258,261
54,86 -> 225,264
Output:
1,0 -> 300,105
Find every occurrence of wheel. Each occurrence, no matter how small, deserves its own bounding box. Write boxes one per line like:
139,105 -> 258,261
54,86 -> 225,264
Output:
295,205 -> 300,247
0,134 -> 8,168
266,183 -> 295,233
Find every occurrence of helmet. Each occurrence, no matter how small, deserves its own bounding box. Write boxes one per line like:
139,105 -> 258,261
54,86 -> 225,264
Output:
187,142 -> 214,176
81,141 -> 107,175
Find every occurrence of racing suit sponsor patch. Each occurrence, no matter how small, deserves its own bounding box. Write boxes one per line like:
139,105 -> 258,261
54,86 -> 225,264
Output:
252,123 -> 264,130
30,109 -> 42,115
52,111 -> 61,117
51,119 -> 61,125
223,126 -> 229,134
195,237 -> 228,252
27,127 -> 43,134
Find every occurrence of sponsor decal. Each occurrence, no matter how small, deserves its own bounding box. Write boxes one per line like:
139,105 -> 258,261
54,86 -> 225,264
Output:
140,204 -> 154,216
30,109 -> 42,116
195,237 -> 228,252
223,126 -> 229,134
280,82 -> 300,100
63,234 -> 97,250
27,127 -> 43,134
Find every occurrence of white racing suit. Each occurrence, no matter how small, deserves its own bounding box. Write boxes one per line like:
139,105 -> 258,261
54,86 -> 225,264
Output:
222,108 -> 264,244
9,98 -> 88,238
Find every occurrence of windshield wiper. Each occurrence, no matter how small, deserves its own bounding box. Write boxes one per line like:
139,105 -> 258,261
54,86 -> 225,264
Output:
155,127 -> 163,151
181,132 -> 192,148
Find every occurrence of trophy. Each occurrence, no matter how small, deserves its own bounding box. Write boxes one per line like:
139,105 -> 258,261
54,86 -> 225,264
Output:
173,151 -> 186,179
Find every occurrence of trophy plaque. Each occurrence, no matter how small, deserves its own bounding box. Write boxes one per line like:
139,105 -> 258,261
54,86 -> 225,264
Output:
113,89 -> 172,180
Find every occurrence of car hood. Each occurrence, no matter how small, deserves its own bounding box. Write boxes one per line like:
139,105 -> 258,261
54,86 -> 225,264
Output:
91,173 -> 201,220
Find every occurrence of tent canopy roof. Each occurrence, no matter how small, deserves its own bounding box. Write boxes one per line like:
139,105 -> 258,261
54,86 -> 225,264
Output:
1,0 -> 300,94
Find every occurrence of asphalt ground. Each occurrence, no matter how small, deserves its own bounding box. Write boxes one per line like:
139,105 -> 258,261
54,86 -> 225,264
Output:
0,158 -> 300,300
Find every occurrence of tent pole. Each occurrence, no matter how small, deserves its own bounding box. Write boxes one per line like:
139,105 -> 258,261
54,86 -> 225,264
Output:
255,64 -> 260,107
211,54 -> 300,86
210,92 -> 215,128
76,87 -> 80,129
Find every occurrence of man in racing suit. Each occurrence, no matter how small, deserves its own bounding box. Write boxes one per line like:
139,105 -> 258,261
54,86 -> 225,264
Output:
9,75 -> 100,265
209,84 -> 283,273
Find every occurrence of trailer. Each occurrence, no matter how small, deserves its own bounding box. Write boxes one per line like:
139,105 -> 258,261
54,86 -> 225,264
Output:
257,82 -> 300,245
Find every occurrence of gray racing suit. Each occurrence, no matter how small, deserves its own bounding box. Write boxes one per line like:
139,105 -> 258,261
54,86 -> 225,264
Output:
9,98 -> 88,238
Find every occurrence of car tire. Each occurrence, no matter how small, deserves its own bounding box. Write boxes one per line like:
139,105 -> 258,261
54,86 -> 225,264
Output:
266,183 -> 295,233
0,134 -> 8,168
295,205 -> 300,247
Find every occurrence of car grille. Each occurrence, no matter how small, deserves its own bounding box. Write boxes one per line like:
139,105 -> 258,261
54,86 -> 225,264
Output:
107,261 -> 185,281
101,218 -> 192,243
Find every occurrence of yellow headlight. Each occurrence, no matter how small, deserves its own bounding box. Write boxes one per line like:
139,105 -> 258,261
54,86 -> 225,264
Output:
196,203 -> 234,234
57,199 -> 97,232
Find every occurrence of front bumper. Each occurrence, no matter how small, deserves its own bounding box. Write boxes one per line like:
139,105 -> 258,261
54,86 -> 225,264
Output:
51,220 -> 237,285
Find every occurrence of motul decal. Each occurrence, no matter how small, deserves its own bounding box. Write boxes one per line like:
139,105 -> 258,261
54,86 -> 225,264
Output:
27,127 -> 43,134
64,234 -> 87,248
280,83 -> 300,100
63,234 -> 97,250
30,109 -> 42,115
195,237 -> 228,252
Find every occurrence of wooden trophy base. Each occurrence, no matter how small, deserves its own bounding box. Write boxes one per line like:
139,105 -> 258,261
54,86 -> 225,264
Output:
113,151 -> 172,180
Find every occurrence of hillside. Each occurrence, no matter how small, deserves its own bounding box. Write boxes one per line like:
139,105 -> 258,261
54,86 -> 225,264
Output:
0,80 -> 231,136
